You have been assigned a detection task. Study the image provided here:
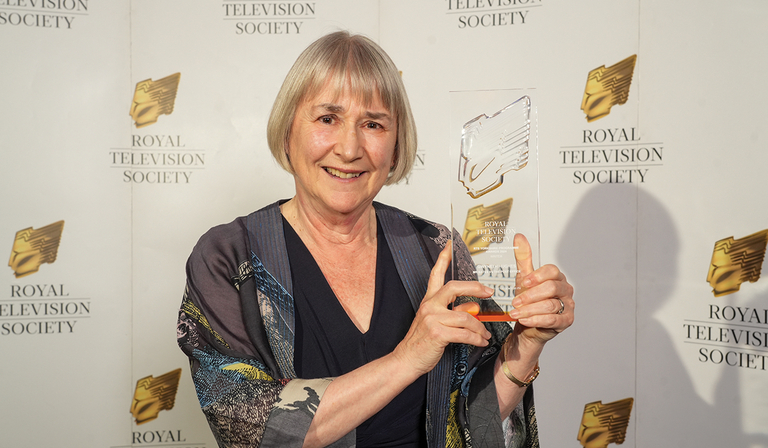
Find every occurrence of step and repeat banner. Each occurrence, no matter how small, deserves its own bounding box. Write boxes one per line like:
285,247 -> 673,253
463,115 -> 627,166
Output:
2,1 -> 767,447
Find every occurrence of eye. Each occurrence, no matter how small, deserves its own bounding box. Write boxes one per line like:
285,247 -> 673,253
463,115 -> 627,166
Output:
365,121 -> 383,130
319,115 -> 335,124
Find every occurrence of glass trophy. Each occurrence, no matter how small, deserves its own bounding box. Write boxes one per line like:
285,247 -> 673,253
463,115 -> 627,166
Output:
450,90 -> 540,321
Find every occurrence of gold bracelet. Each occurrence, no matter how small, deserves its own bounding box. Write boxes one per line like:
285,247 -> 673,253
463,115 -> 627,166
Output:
499,335 -> 540,387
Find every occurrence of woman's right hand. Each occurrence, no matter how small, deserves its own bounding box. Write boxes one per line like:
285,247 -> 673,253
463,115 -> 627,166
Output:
304,242 -> 493,447
393,242 -> 494,376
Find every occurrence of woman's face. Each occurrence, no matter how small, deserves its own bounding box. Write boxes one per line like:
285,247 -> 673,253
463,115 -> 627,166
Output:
287,84 -> 398,218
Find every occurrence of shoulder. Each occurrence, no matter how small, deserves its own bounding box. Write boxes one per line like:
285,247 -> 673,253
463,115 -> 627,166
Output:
189,201 -> 283,268
191,216 -> 249,261
186,217 -> 251,288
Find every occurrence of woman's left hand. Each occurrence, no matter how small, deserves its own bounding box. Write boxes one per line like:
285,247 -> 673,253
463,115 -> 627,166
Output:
507,233 -> 574,347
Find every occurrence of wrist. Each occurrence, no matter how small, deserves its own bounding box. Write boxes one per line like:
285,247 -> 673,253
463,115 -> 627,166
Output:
499,334 -> 540,387
390,344 -> 432,382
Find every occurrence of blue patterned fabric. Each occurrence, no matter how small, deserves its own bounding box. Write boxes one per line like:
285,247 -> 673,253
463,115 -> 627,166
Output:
177,201 -> 538,448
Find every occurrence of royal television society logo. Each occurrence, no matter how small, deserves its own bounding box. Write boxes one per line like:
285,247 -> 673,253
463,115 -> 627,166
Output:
675,230 -> 768,372
130,368 -> 182,425
113,72 -> 208,184
127,369 -> 204,447
445,0 -> 542,29
129,73 -> 181,129
461,199 -> 516,310
223,1 -> 316,35
0,0 -> 88,29
577,397 -> 633,448
462,198 -> 514,256
706,229 -> 768,297
560,54 -> 664,185
458,96 -> 530,199
581,55 -> 637,123
8,220 -> 64,278
4,220 -> 91,337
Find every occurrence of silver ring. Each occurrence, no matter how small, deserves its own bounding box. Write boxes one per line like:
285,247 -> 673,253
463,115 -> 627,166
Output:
557,298 -> 565,315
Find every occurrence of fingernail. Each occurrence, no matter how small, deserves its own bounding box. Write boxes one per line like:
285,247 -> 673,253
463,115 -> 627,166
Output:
508,309 -> 520,319
522,277 -> 532,288
512,297 -> 522,308
466,303 -> 480,316
484,286 -> 494,295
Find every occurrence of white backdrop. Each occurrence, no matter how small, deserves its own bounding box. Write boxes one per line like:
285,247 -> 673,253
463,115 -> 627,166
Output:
2,1 -> 767,447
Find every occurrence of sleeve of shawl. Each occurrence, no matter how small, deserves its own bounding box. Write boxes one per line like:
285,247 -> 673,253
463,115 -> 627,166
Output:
465,356 -> 538,448
177,223 -> 334,448
437,226 -> 539,448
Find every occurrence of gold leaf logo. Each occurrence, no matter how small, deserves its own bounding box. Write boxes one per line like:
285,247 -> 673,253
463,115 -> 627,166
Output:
129,73 -> 181,128
461,198 -> 514,255
581,55 -> 637,122
577,398 -> 634,448
707,229 -> 768,297
130,368 -> 182,425
8,220 -> 65,278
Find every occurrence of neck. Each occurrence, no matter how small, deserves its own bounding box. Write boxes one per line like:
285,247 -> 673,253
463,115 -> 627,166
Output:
280,197 -> 377,249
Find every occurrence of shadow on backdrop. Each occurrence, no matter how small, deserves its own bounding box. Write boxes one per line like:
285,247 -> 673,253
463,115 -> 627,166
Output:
555,183 -> 754,447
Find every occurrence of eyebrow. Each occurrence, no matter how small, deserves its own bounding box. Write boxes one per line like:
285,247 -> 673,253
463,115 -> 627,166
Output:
318,103 -> 344,114
316,103 -> 392,121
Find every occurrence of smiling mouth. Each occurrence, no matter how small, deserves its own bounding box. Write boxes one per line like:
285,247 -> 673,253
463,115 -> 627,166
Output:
325,167 -> 362,179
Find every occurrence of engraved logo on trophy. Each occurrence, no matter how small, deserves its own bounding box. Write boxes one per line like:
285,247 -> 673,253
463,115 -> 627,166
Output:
706,230 -> 768,297
129,73 -> 181,128
581,55 -> 637,122
8,220 -> 65,279
462,199 -> 514,256
458,96 -> 531,199
130,368 -> 182,425
577,398 -> 634,448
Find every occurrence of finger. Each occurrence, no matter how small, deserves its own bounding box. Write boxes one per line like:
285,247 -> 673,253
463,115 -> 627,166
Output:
453,301 -> 480,316
512,273 -> 573,309
437,305 -> 492,341
514,233 -> 534,288
425,280 -> 494,309
511,291 -> 574,334
519,264 -> 566,290
516,306 -> 574,335
511,296 -> 566,319
425,241 -> 452,300
443,326 -> 491,347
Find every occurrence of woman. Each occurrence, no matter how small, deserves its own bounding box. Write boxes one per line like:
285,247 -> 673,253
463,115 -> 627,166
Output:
177,31 -> 574,448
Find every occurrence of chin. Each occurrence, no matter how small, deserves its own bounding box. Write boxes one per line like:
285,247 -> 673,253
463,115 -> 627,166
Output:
323,193 -> 377,215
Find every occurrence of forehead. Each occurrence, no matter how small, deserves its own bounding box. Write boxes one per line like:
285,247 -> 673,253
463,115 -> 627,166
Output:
301,69 -> 391,107
307,89 -> 387,109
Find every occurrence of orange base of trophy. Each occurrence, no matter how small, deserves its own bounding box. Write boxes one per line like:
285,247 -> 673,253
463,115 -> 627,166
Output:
473,311 -> 516,322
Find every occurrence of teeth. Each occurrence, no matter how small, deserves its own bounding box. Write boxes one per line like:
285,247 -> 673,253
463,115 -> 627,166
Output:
325,167 -> 361,179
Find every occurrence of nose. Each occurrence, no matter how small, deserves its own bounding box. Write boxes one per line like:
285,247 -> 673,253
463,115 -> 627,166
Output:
334,125 -> 363,162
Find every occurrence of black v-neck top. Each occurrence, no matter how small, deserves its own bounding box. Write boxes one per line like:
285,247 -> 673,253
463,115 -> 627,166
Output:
284,217 -> 428,447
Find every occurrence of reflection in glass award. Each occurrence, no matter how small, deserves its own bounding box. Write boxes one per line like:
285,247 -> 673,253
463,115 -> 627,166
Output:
450,91 -> 540,321
458,97 -> 531,198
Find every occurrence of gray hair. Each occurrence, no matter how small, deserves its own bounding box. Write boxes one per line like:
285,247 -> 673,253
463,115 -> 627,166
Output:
266,31 -> 417,185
